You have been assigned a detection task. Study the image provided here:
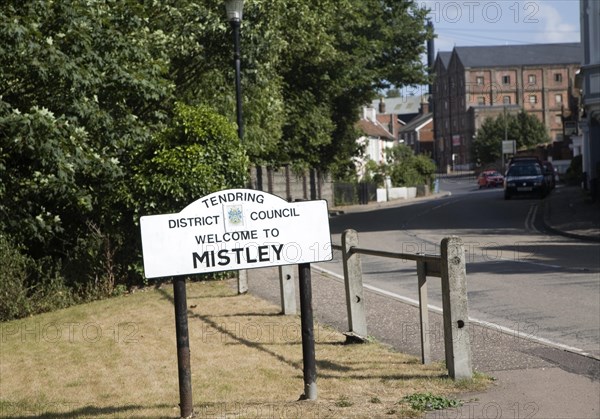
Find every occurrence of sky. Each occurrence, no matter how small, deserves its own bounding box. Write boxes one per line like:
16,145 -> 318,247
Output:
420,0 -> 581,51
399,0 -> 581,96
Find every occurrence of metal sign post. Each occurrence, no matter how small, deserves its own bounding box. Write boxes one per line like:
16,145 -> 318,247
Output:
173,276 -> 193,418
298,263 -> 317,400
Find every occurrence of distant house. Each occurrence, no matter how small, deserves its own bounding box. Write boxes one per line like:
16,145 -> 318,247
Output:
355,107 -> 395,179
432,42 -> 582,170
369,95 -> 429,130
398,100 -> 434,155
356,95 -> 432,178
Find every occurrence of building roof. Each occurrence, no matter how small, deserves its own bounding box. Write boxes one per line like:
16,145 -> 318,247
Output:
399,113 -> 433,133
369,95 -> 429,116
437,51 -> 452,68
356,118 -> 395,140
451,42 -> 582,68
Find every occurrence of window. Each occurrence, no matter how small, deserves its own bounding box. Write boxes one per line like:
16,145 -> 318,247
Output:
478,96 -> 486,105
476,76 -> 484,85
528,74 -> 536,84
555,94 -> 563,104
502,75 -> 511,84
529,95 -> 537,104
503,96 -> 511,104
554,73 -> 563,83
555,115 -> 562,124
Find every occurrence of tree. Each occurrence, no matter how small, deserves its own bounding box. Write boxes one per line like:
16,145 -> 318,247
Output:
131,103 -> 248,216
386,144 -> 436,187
0,0 -> 435,318
0,0 -> 174,308
472,110 -> 550,164
146,0 -> 433,175
277,0 -> 433,177
1,0 -> 173,248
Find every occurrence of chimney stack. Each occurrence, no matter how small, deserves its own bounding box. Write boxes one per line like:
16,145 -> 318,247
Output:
378,97 -> 386,114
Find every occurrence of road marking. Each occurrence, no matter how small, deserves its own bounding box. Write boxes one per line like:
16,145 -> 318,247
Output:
313,264 -> 598,360
524,204 -> 538,232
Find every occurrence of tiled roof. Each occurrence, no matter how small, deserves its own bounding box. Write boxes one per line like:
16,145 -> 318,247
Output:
356,119 -> 394,140
451,42 -> 582,68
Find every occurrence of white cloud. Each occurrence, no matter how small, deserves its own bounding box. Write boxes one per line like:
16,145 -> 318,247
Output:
534,2 -> 580,43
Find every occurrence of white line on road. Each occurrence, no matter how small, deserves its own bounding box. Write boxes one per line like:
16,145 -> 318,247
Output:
313,265 -> 598,360
524,203 -> 538,232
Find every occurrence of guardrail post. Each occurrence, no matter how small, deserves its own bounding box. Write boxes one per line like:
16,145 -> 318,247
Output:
341,229 -> 368,342
278,265 -> 297,315
440,236 -> 473,380
416,261 -> 431,364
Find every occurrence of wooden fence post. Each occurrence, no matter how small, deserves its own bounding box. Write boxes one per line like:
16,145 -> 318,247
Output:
440,236 -> 473,380
416,261 -> 431,364
341,229 -> 368,342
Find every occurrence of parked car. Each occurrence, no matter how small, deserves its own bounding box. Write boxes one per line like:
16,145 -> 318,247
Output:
504,161 -> 548,199
507,156 -> 555,192
541,161 -> 557,189
507,156 -> 542,167
477,170 -> 504,188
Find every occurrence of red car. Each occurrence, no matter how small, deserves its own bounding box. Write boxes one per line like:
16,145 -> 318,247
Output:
478,170 -> 504,188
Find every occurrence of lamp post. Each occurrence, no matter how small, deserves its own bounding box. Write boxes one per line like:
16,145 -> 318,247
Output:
225,0 -> 244,142
225,0 -> 248,295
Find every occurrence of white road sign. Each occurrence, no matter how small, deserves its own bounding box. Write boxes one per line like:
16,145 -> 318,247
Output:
140,189 -> 332,278
502,140 -> 516,154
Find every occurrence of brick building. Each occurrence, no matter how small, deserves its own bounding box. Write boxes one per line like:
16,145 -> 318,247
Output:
432,43 -> 582,170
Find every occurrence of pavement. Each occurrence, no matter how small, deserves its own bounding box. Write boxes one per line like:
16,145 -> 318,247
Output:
541,184 -> 600,242
246,184 -> 600,419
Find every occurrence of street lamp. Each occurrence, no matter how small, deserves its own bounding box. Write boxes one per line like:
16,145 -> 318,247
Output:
225,0 -> 244,142
225,0 -> 248,296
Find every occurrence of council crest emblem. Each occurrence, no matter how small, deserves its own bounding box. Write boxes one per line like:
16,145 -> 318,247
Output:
226,205 -> 244,227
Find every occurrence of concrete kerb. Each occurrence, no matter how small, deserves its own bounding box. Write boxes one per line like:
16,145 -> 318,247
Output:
540,197 -> 600,243
329,191 -> 452,216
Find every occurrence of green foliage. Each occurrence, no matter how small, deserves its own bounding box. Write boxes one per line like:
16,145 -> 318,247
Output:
148,0 -> 432,172
362,160 -> 386,186
132,103 -> 248,215
401,392 -> 462,411
386,145 -> 436,187
472,111 -> 550,164
0,0 -> 432,318
0,234 -> 76,321
276,0 -> 432,175
0,235 -> 31,320
335,395 -> 354,408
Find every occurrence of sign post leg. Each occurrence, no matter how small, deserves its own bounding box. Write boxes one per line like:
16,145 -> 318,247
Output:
298,263 -> 317,400
173,277 -> 194,418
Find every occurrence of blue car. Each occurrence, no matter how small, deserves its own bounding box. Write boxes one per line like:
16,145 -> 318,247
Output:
504,162 -> 547,200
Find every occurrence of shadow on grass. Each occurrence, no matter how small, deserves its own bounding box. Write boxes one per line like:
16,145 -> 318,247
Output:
8,403 -> 172,418
156,287 -> 442,381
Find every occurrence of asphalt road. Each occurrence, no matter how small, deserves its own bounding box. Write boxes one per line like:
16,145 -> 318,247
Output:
318,175 -> 600,358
